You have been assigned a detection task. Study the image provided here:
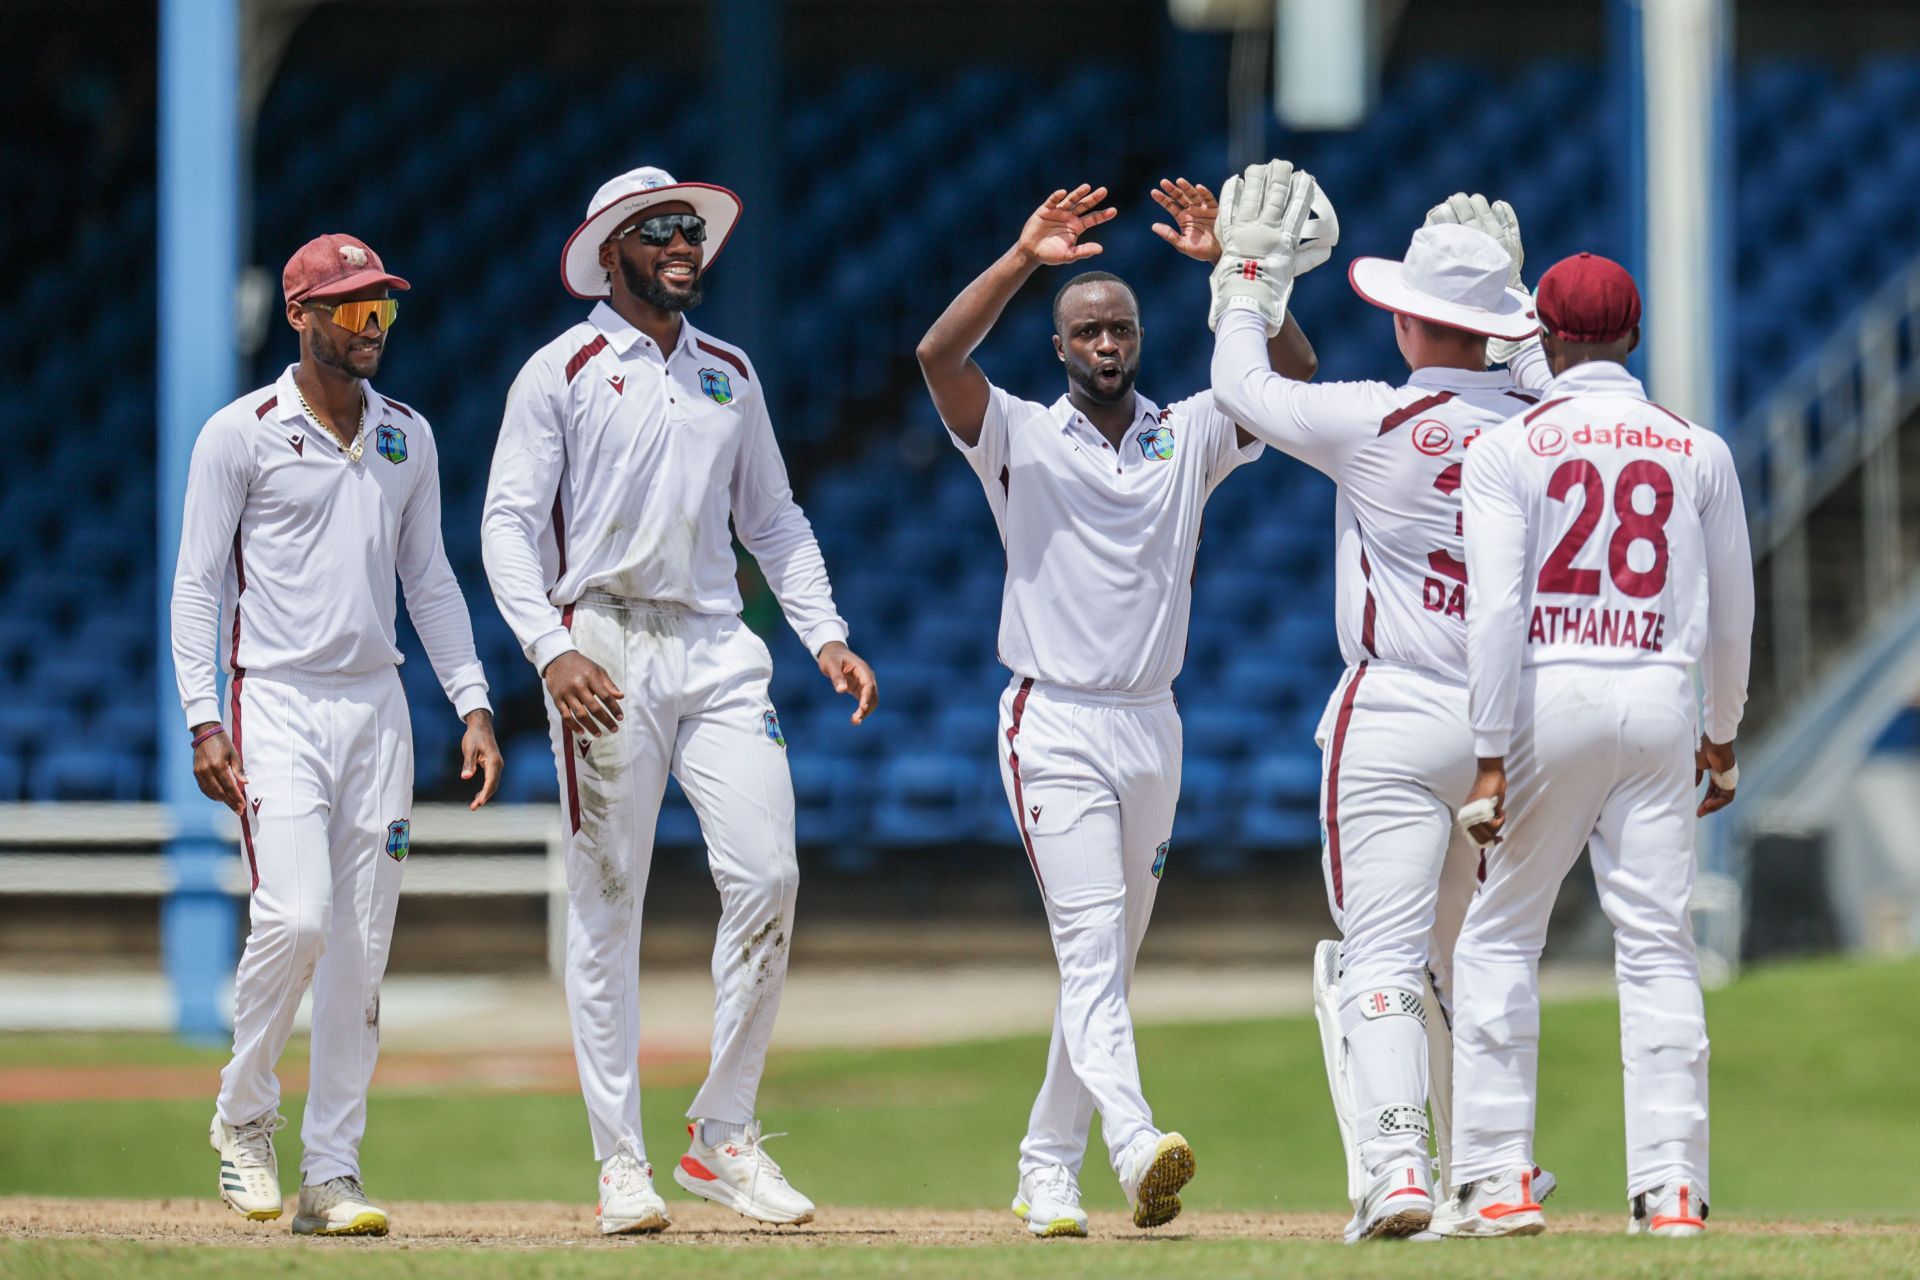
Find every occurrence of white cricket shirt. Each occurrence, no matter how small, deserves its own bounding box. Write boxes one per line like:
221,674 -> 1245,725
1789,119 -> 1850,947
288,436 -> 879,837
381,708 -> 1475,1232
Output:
1462,360 -> 1754,756
170,365 -> 492,730
946,382 -> 1262,693
1211,303 -> 1549,683
481,303 -> 847,674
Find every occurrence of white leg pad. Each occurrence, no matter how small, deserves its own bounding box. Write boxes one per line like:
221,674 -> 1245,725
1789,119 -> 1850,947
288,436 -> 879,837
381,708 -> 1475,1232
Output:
1312,939 -> 1364,1204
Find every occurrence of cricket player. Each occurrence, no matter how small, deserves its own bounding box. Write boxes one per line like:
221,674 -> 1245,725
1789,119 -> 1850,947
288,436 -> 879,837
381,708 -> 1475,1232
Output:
173,234 -> 504,1235
481,166 -> 877,1234
1207,166 -> 1559,1240
1439,252 -> 1753,1238
915,180 -> 1321,1237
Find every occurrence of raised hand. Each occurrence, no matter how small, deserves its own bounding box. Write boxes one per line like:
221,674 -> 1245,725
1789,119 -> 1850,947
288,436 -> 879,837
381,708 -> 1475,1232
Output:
1426,192 -> 1524,288
1016,185 -> 1118,267
1150,178 -> 1222,263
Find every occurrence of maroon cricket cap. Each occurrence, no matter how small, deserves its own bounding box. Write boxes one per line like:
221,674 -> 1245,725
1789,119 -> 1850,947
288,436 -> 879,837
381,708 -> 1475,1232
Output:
1535,252 -> 1641,344
282,234 -> 410,304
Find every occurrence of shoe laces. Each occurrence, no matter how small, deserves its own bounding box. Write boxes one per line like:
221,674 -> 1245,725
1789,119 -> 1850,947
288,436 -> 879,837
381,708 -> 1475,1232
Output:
328,1175 -> 367,1203
603,1151 -> 651,1198
728,1126 -> 791,1185
1031,1164 -> 1081,1207
230,1113 -> 286,1170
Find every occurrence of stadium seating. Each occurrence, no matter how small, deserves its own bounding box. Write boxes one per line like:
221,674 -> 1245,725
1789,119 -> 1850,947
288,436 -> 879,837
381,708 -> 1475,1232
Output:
8,55 -> 1920,874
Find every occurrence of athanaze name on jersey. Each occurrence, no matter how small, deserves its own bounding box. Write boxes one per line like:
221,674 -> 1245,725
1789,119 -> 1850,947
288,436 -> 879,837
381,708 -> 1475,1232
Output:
1529,603 -> 1667,652
1567,423 -> 1696,456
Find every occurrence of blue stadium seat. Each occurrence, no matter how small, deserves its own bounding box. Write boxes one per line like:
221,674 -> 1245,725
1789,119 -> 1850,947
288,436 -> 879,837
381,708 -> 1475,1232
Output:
658,776 -> 703,848
1236,752 -> 1324,850
499,737 -> 559,804
31,746 -> 146,801
790,752 -> 868,846
0,750 -> 21,801
870,750 -> 984,846
1171,756 -> 1237,852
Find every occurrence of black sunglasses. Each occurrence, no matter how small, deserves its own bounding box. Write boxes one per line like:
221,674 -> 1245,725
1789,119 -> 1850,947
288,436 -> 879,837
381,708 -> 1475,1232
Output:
613,213 -> 708,247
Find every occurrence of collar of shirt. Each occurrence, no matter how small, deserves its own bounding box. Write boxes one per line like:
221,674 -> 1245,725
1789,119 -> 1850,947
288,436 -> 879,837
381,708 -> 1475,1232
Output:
1049,390 -> 1165,458
1405,365 -> 1519,393
588,300 -> 699,367
273,364 -> 391,432
1543,359 -> 1646,400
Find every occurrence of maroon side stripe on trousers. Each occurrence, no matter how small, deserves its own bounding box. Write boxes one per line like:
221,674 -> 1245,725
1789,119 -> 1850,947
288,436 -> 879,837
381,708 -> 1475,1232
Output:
1324,663 -> 1367,909
1005,678 -> 1045,891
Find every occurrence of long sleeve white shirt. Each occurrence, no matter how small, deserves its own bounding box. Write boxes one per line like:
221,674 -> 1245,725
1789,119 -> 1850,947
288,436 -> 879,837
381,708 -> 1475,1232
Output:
481,303 -> 847,674
169,366 -> 491,730
1461,360 -> 1755,756
1210,302 -> 1549,682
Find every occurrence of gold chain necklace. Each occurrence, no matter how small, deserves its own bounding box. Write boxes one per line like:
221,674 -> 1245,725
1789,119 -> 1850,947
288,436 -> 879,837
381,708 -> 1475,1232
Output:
294,380 -> 366,463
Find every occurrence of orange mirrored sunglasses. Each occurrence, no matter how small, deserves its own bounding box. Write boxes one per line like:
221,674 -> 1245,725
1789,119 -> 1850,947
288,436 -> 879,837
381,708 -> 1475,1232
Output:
312,298 -> 399,333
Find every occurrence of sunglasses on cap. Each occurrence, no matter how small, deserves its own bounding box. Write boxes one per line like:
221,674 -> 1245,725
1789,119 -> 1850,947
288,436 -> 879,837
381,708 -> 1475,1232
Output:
310,298 -> 399,333
613,212 -> 708,247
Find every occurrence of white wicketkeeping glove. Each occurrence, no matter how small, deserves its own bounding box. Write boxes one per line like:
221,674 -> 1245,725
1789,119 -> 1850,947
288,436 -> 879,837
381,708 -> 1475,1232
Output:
1209,160 -> 1339,336
1425,192 -> 1533,366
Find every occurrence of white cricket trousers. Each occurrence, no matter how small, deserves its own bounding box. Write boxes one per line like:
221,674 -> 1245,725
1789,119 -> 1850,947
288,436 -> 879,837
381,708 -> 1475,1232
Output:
1451,662 -> 1709,1202
1317,660 -> 1483,1174
216,665 -> 412,1185
999,677 -> 1180,1180
551,594 -> 799,1163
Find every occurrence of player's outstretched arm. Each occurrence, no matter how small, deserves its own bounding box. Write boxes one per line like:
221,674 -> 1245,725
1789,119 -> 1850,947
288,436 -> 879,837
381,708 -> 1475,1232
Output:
916,184 -> 1116,444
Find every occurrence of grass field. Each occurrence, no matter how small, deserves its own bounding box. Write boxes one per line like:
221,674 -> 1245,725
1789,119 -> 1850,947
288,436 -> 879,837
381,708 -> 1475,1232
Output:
4,954 -> 1919,1276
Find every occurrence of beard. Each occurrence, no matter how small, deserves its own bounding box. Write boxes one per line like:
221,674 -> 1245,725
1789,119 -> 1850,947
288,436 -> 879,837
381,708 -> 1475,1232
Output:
310,321 -> 379,377
1068,360 -> 1139,405
621,256 -> 703,312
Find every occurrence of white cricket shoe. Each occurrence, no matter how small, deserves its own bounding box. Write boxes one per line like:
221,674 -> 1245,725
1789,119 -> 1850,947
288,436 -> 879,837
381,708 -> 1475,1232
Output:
1346,1158 -> 1435,1242
673,1122 -> 816,1225
1431,1166 -> 1546,1238
1628,1182 -> 1707,1237
209,1112 -> 285,1221
1118,1131 -> 1195,1229
597,1150 -> 670,1234
291,1175 -> 388,1236
1011,1164 -> 1088,1238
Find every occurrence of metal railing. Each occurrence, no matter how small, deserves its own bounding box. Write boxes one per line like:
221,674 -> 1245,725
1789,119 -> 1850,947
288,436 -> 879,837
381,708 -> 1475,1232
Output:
0,803 -> 572,978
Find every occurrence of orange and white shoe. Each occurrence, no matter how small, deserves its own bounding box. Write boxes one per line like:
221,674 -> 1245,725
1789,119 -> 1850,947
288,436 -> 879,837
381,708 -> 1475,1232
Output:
673,1122 -> 815,1225
1431,1166 -> 1546,1238
1347,1158 -> 1435,1242
1628,1182 -> 1707,1237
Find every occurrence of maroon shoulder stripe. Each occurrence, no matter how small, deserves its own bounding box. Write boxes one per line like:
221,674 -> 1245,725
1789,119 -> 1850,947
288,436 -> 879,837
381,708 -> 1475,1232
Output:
1504,390 -> 1540,405
1005,678 -> 1045,892
564,335 -> 609,383
254,396 -> 278,420
382,396 -> 416,418
695,339 -> 749,380
1524,396 -> 1571,424
1648,401 -> 1691,429
1380,391 -> 1455,436
1324,663 -> 1368,909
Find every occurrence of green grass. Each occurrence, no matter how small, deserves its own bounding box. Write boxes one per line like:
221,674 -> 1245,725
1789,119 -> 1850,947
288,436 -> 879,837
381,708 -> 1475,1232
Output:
4,955 -> 1920,1220
6,1236 -> 1920,1280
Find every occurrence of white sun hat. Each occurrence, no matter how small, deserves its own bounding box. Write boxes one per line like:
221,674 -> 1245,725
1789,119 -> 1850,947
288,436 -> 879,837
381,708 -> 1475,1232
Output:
560,165 -> 743,300
1347,223 -> 1538,341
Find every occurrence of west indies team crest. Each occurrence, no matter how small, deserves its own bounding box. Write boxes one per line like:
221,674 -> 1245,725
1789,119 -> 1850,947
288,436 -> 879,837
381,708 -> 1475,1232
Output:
1137,424 -> 1176,461
1152,839 -> 1170,879
699,367 -> 734,405
762,708 -> 785,748
385,819 -> 411,861
375,423 -> 408,464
